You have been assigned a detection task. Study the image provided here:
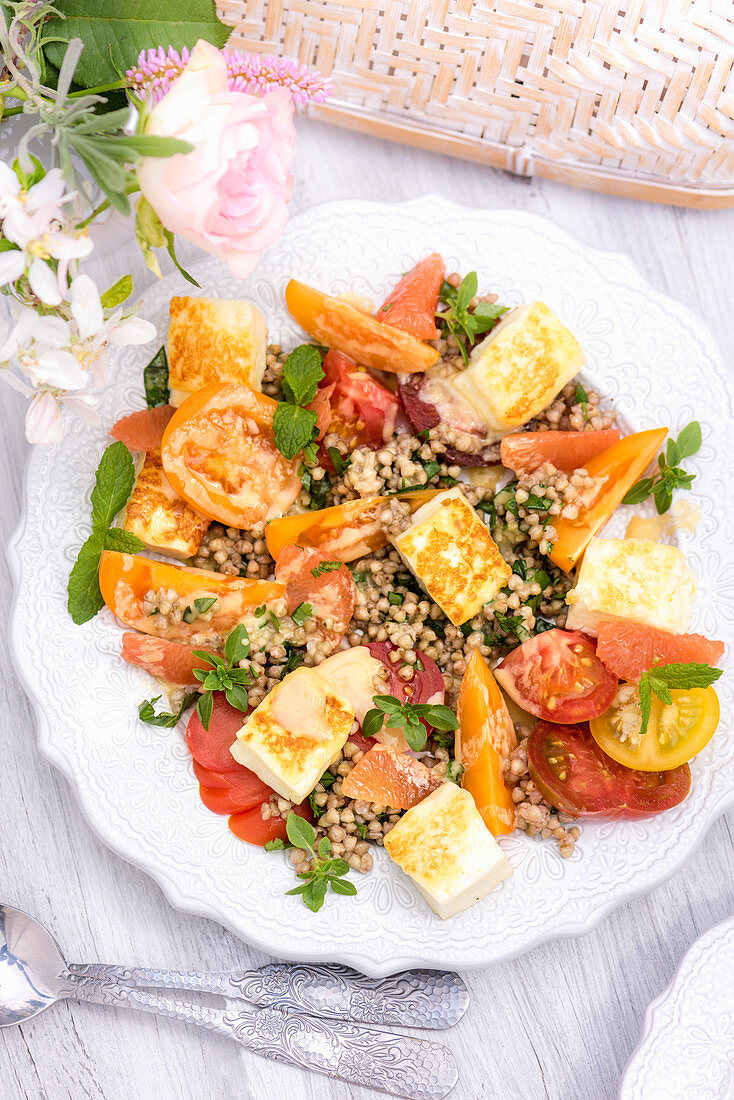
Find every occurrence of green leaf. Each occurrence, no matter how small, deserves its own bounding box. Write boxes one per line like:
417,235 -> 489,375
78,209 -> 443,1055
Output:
326,858 -> 350,877
225,684 -> 249,712
317,836 -> 331,858
282,345 -> 324,405
44,0 -> 231,88
446,760 -> 464,784
67,530 -> 106,624
638,676 -> 652,738
286,812 -> 316,853
666,437 -> 681,466
12,155 -> 45,190
283,642 -> 304,674
182,595 -> 218,624
138,691 -> 198,727
100,274 -> 132,309
675,420 -> 702,460
422,460 -> 440,480
525,492 -> 552,511
471,302 -> 507,330
311,560 -> 342,578
272,403 -> 318,460
328,446 -> 351,477
90,441 -> 137,529
163,230 -> 201,287
654,485 -> 674,515
575,382 -> 589,405
648,662 -> 723,690
621,477 -> 655,506
423,704 -> 459,731
403,716 -> 428,752
264,838 -> 287,851
456,271 -> 477,313
196,690 -> 213,732
104,528 -> 145,553
329,878 -> 357,896
372,695 -> 404,713
362,709 -> 386,739
291,602 -> 313,627
143,346 -> 170,408
224,623 -> 250,664
301,878 -> 328,912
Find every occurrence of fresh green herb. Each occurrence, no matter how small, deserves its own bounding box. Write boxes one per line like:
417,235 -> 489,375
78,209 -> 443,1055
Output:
143,346 -> 170,408
622,421 -> 702,514
283,814 -> 357,911
388,592 -> 404,606
417,428 -> 430,443
273,345 -> 325,460
575,382 -> 589,405
460,622 -> 473,637
312,560 -> 342,578
269,611 -> 280,629
138,691 -> 198,728
533,618 -> 557,633
475,498 -> 495,523
494,612 -> 532,644
356,823 -> 367,839
328,447 -> 351,476
504,497 -> 520,517
308,769 -> 337,815
182,596 -> 217,624
350,569 -> 368,584
438,273 -> 508,365
395,481 -> 430,494
67,442 -> 145,624
637,662 -> 723,737
446,760 -> 465,784
291,602 -> 313,627
283,642 -> 305,674
264,838 -> 287,851
415,656 -> 424,672
362,694 -> 459,752
422,460 -> 440,479
192,625 -> 254,730
525,492 -> 553,511
301,464 -> 332,510
425,617 -> 446,640
254,604 -> 266,617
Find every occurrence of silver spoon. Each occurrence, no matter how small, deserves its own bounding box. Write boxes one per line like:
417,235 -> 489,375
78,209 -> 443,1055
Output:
0,904 -> 459,1100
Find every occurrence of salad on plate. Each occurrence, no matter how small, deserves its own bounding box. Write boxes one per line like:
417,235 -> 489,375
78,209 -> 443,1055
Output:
68,252 -> 725,920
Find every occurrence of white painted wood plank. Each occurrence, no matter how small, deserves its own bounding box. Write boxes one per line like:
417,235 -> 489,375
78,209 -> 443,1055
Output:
1,116 -> 733,1100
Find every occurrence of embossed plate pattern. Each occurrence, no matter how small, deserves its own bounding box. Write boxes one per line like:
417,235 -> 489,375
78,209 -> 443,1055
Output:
619,916 -> 734,1100
8,197 -> 734,976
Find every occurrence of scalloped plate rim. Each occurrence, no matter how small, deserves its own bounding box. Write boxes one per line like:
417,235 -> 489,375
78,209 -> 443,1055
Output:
7,195 -> 734,976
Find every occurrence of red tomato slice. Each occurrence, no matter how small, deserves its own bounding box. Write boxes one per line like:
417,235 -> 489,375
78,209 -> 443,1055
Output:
376,253 -> 445,340
186,693 -> 247,772
110,405 -> 175,452
228,800 -> 311,846
527,721 -> 691,819
121,633 -> 215,686
494,629 -> 617,724
192,759 -> 236,789
500,429 -> 621,475
199,784 -> 259,815
596,620 -> 725,683
320,350 -> 398,449
192,759 -> 272,808
275,545 -> 356,649
365,641 -> 445,706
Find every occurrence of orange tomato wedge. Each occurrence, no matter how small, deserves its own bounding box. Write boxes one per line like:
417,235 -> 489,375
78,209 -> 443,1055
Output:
161,382 -> 301,528
456,650 -> 517,836
99,551 -> 284,643
548,427 -> 668,572
285,279 -> 439,374
265,489 -> 438,563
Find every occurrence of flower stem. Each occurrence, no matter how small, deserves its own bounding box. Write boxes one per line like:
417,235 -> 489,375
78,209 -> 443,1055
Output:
69,80 -> 126,98
78,198 -> 110,229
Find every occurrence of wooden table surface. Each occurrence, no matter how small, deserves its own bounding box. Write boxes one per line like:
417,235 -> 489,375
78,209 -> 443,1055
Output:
1,117 -> 733,1100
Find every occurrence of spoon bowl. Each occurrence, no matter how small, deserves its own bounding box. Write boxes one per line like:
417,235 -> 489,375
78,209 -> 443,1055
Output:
0,903 -> 67,1026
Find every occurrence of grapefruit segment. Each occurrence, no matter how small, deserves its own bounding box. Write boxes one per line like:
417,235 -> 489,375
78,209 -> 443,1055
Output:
274,545 -> 356,649
596,620 -> 725,682
111,405 -> 175,453
500,429 -> 621,474
121,633 -> 215,685
376,253 -> 446,340
341,745 -> 442,810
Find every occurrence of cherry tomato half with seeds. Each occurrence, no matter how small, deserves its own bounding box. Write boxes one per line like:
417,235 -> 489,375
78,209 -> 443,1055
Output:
527,721 -> 691,819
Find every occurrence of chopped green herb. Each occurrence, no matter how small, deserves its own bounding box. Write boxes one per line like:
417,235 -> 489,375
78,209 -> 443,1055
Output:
415,656 -> 424,672
460,622 -> 473,637
525,492 -> 553,511
388,592 -> 404,606
182,596 -> 217,624
269,611 -> 280,629
422,460 -> 440,479
350,569 -> 368,584
138,691 -> 198,728
328,446 -> 351,477
494,612 -> 531,644
291,602 -> 313,627
264,838 -> 288,851
446,760 -> 464,784
425,617 -> 446,640
143,346 -> 170,408
312,560 -> 342,578
254,604 -> 266,617
283,641 -> 305,674
574,382 -> 589,407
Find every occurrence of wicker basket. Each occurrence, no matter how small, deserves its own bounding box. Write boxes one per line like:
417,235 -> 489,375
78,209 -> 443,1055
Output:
217,0 -> 734,208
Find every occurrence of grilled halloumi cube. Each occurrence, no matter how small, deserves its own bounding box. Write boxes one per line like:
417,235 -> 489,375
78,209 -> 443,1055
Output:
565,536 -> 697,636
384,783 -> 512,919
391,488 -> 511,626
229,667 -> 354,803
167,296 -> 267,405
122,452 -> 209,559
453,301 -> 585,433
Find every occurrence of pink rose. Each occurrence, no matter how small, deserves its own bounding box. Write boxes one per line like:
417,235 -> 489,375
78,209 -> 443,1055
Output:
137,40 -> 296,279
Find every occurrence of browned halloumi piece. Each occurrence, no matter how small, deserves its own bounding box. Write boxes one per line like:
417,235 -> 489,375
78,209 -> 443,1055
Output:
167,296 -> 267,405
123,452 -> 209,559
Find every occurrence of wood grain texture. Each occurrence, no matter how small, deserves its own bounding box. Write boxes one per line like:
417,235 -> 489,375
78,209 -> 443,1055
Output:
1,118 -> 733,1100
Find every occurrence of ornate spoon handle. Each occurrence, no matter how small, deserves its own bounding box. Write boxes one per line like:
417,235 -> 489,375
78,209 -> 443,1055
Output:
66,977 -> 459,1100
67,962 -> 469,1030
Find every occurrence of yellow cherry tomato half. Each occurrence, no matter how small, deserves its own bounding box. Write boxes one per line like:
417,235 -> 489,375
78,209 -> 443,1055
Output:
590,685 -> 719,771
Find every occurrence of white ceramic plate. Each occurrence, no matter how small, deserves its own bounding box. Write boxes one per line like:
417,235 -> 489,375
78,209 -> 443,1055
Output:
9,196 -> 734,976
619,915 -> 734,1100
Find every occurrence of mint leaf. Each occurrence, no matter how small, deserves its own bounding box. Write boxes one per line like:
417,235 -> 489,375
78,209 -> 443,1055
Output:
648,662 -> 723,689
362,708 -> 386,738
291,602 -> 313,627
143,347 -> 169,408
90,441 -> 137,529
67,531 -> 106,624
100,275 -> 132,309
272,403 -> 318,460
328,446 -> 351,477
286,812 -> 316,853
404,716 -> 428,751
282,345 -> 324,405
647,675 -> 673,706
104,528 -> 145,553
138,691 -> 198,728
196,690 -> 214,732
638,676 -> 652,738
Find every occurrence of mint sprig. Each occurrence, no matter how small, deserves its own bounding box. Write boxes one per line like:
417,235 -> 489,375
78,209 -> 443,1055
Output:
138,691 -> 199,728
622,421 -> 701,514
283,813 -> 357,912
637,661 -> 722,737
192,624 -> 255,730
67,442 -> 145,624
362,693 -> 458,751
272,345 -> 324,460
438,273 -> 507,366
